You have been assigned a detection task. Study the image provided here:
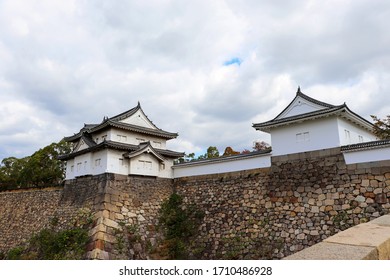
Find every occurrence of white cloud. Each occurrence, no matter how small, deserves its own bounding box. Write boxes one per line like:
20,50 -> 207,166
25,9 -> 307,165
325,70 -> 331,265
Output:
1,0 -> 390,161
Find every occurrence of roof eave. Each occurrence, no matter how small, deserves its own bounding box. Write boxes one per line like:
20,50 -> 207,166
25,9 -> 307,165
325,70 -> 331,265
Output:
272,88 -> 336,120
340,106 -> 375,132
173,149 -> 272,168
88,120 -> 178,139
63,133 -> 83,142
341,139 -> 390,152
123,142 -> 166,162
58,140 -> 184,160
253,106 -> 345,131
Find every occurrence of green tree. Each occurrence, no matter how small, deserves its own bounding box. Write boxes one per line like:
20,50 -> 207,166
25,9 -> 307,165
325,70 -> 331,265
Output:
0,157 -> 28,189
371,115 -> 390,140
177,152 -> 196,163
198,146 -> 220,160
0,140 -> 71,190
26,140 -> 71,187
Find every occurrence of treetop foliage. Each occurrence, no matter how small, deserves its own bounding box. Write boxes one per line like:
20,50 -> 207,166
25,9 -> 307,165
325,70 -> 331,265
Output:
371,115 -> 390,140
222,146 -> 240,157
0,140 -> 71,191
252,141 -> 271,151
178,141 -> 271,163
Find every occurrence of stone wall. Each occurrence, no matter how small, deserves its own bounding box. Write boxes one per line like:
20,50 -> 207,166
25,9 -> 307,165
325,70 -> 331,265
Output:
0,177 -> 98,253
0,173 -> 173,259
86,174 -> 173,260
175,169 -> 272,259
174,148 -> 390,259
0,187 -> 62,252
1,147 -> 390,260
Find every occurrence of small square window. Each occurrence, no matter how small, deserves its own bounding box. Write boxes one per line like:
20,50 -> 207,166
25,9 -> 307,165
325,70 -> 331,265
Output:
296,131 -> 310,143
303,132 -> 310,141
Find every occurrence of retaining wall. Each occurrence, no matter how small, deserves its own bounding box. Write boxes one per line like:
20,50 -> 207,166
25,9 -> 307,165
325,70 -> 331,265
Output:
87,174 -> 173,259
0,178 -> 98,253
1,147 -> 390,259
174,148 -> 390,259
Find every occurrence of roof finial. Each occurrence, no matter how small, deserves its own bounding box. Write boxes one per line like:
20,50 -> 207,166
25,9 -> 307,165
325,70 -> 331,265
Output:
297,86 -> 301,94
137,101 -> 140,107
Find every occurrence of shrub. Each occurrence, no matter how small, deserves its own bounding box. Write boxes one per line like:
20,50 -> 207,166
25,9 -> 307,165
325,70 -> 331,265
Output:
6,228 -> 89,260
159,193 -> 204,259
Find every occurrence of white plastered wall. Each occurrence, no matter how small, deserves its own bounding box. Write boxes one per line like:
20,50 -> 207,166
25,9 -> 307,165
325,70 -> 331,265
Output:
65,150 -> 108,179
129,153 -> 160,177
104,128 -> 167,149
270,117 -> 340,156
343,146 -> 390,164
172,154 -> 271,178
120,109 -> 155,129
337,118 -> 376,145
106,150 -> 128,175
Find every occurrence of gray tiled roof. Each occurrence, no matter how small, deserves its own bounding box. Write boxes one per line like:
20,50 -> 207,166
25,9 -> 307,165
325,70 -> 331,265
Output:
105,102 -> 165,132
80,134 -> 96,148
341,139 -> 390,152
253,105 -> 346,130
273,88 -> 335,120
123,141 -> 166,162
58,140 -> 184,161
90,120 -> 178,139
64,103 -> 178,142
253,89 -> 374,132
173,148 -> 271,167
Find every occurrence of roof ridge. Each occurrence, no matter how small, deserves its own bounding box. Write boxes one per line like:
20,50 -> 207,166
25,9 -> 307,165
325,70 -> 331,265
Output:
124,141 -> 166,162
108,102 -> 165,131
80,133 -> 97,147
109,102 -> 141,122
270,104 -> 345,124
296,89 -> 336,109
106,120 -> 178,138
266,88 -> 342,121
253,105 -> 347,130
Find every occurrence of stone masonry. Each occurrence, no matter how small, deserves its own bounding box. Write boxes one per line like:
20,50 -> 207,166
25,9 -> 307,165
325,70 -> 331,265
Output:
175,148 -> 390,259
0,178 -> 97,253
0,173 -> 173,259
1,147 -> 390,259
87,174 -> 173,259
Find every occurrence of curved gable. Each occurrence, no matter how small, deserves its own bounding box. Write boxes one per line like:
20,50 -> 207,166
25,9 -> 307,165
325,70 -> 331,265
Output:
276,95 -> 330,119
110,102 -> 159,130
275,88 -> 335,120
123,142 -> 166,162
118,108 -> 156,129
73,135 -> 96,152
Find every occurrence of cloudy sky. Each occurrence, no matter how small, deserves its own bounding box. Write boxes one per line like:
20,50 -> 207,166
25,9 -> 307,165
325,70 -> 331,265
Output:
1,0 -> 390,161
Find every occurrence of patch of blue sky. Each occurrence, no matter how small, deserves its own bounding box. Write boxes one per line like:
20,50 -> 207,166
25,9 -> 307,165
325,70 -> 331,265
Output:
223,57 -> 242,66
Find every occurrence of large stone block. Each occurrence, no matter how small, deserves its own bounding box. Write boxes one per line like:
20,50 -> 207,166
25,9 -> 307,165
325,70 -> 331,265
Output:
284,242 -> 378,260
102,217 -> 120,229
87,248 -> 110,260
90,223 -> 107,237
325,220 -> 390,260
